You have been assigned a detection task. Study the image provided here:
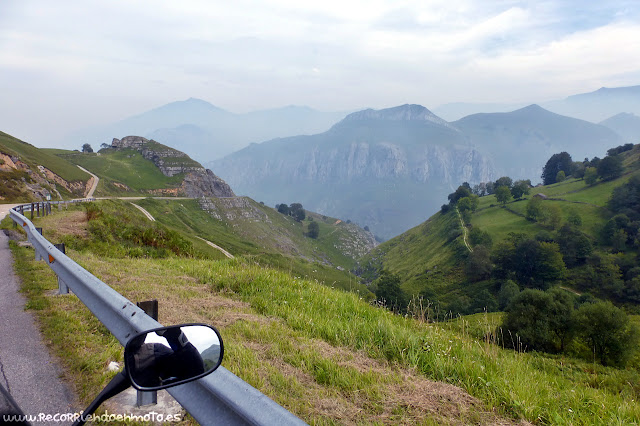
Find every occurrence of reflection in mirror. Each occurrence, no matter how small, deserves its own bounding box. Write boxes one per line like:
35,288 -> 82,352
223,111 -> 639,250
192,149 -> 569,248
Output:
125,324 -> 223,390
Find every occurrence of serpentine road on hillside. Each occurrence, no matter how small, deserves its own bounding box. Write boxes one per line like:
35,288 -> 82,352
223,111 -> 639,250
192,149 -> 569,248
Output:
76,165 -> 99,198
0,205 -> 77,423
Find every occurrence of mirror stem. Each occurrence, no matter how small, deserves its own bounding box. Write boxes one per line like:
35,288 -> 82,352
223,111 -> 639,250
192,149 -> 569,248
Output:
72,371 -> 131,426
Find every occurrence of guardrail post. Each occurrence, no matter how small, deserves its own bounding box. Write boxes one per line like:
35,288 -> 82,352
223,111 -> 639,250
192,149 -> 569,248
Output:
136,300 -> 158,407
54,243 -> 69,294
30,203 -> 34,220
34,228 -> 44,261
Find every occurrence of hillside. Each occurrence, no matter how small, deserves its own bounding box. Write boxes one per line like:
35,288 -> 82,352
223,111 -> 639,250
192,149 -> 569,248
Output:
453,104 -> 623,181
4,197 -> 639,424
132,197 -> 377,290
213,104 -> 495,239
360,143 -> 640,313
0,131 -> 91,201
214,104 -> 623,240
55,136 -> 234,198
600,112 -> 640,143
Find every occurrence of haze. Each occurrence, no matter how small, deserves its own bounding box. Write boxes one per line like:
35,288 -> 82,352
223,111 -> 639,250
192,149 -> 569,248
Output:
1,0 -> 639,147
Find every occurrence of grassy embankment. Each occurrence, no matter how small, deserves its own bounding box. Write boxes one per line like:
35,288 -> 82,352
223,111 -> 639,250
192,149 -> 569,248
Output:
51,148 -> 186,196
362,147 -> 640,305
0,132 -> 90,201
3,207 -> 640,425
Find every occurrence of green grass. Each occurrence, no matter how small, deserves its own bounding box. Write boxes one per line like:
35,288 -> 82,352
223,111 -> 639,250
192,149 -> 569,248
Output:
10,239 -> 640,424
0,132 -> 89,182
136,198 -> 372,294
56,149 -> 185,195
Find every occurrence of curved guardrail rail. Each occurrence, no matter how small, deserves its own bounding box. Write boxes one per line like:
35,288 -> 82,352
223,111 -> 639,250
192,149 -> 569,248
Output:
9,205 -> 306,426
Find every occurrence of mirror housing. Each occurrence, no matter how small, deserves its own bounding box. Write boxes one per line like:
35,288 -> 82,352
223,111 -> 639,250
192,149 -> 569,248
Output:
124,323 -> 223,391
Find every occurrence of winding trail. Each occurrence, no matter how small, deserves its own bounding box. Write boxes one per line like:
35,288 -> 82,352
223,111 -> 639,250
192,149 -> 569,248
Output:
0,206 -> 77,423
76,165 -> 99,198
130,203 -> 156,221
456,207 -> 473,253
196,237 -> 234,259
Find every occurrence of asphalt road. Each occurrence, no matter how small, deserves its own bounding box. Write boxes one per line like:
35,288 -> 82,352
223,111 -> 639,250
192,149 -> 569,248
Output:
76,165 -> 99,198
0,206 -> 77,424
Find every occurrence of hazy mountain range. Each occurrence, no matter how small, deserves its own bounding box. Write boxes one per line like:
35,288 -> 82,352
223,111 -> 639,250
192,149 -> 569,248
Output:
60,84 -> 639,239
435,85 -> 640,122
63,98 -> 347,160
212,103 -> 625,239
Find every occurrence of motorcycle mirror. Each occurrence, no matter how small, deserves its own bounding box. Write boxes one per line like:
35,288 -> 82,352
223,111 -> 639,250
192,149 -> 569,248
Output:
124,323 -> 224,391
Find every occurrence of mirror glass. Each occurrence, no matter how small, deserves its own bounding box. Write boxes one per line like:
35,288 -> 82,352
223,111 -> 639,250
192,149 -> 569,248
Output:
125,324 -> 223,390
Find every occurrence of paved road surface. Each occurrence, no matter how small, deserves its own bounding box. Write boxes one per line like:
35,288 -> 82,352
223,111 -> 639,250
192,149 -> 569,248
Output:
130,203 -> 156,221
0,205 -> 77,424
76,165 -> 99,198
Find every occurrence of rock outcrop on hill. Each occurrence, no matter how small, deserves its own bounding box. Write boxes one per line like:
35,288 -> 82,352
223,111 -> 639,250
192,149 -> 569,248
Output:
111,136 -> 234,198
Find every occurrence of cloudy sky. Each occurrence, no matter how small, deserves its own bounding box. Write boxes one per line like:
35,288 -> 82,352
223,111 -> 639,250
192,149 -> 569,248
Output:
1,0 -> 639,146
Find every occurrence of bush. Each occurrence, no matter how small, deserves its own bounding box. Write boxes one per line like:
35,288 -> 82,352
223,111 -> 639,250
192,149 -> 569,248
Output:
307,221 -> 319,239
575,301 -> 639,367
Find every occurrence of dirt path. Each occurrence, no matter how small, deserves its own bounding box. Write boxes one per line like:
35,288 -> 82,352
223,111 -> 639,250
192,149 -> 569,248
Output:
196,237 -> 234,259
130,203 -> 156,221
456,207 -> 473,252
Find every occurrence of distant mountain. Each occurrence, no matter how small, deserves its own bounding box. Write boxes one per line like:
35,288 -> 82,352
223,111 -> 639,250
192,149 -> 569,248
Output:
600,113 -> 640,143
63,98 -> 347,161
543,85 -> 640,122
434,102 -> 527,122
213,104 -> 496,239
453,105 -> 623,180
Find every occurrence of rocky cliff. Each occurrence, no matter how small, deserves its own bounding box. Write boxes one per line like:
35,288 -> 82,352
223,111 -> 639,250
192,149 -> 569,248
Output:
213,105 -> 495,239
111,136 -> 235,198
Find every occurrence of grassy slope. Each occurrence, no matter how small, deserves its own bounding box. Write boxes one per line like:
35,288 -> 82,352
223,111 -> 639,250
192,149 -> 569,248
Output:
136,198 -> 372,294
4,209 -> 639,425
54,148 -> 185,195
0,132 -> 89,182
362,146 -> 640,301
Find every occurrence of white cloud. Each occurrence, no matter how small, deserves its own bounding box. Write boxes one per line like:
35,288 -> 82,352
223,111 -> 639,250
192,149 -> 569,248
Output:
0,0 -> 639,144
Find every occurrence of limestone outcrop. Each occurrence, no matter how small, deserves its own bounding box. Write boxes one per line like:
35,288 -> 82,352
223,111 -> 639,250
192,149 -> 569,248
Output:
111,136 -> 234,198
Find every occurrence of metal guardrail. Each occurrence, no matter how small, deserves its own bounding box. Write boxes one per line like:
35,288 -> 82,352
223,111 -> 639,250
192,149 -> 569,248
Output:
9,205 -> 307,426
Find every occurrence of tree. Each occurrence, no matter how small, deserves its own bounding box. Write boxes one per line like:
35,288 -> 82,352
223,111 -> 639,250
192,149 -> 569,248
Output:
277,204 -> 290,215
575,301 -> 639,366
457,195 -> 479,212
501,288 -> 576,353
555,170 -> 566,182
511,180 -> 530,199
498,280 -> 520,310
307,221 -> 319,239
82,143 -> 93,153
495,186 -> 512,205
448,185 -> 472,205
597,155 -> 623,181
465,246 -> 493,282
289,203 -> 306,221
567,209 -> 582,227
555,224 -> 592,267
526,197 -> 545,221
584,167 -> 598,185
542,152 -> 572,185
374,270 -> 407,312
469,227 -> 492,247
501,289 -> 556,352
494,176 -> 513,190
